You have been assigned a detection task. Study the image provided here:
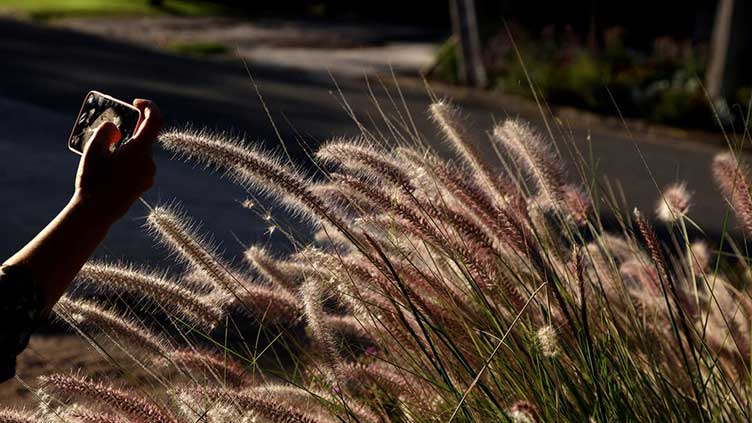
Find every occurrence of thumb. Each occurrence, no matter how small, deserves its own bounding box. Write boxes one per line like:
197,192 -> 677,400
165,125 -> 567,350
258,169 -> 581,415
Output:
83,121 -> 121,159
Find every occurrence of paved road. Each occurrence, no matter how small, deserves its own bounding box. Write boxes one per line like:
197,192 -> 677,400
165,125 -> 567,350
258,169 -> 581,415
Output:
0,18 -> 737,268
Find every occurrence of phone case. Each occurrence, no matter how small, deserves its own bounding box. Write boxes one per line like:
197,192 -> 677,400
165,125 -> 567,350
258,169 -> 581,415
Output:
68,91 -> 141,155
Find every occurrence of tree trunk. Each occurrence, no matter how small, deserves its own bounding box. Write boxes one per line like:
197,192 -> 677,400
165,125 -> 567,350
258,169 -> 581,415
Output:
449,0 -> 487,87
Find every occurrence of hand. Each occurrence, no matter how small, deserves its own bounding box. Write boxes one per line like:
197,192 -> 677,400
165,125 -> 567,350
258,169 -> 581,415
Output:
74,99 -> 162,221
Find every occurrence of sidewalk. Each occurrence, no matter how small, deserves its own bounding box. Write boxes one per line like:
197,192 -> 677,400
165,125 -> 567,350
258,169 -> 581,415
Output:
52,16 -> 441,77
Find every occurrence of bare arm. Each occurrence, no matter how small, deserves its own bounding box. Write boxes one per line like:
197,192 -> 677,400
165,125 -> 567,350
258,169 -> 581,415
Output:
3,99 -> 162,314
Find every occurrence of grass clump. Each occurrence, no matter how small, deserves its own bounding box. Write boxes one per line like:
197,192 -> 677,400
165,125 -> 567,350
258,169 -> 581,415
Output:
4,94 -> 752,421
166,41 -> 229,57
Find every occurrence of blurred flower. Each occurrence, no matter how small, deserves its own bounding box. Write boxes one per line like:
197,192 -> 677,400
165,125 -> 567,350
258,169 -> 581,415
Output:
536,325 -> 559,358
508,401 -> 540,423
656,182 -> 690,223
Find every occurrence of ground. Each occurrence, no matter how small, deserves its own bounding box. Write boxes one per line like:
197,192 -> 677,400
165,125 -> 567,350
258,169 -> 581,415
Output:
0,335 -> 151,408
0,14 -> 746,407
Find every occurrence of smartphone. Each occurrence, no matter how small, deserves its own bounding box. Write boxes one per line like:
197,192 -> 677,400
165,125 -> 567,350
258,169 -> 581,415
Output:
68,91 -> 141,155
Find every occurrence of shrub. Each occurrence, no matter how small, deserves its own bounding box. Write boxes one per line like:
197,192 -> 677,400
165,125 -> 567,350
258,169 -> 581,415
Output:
4,100 -> 752,421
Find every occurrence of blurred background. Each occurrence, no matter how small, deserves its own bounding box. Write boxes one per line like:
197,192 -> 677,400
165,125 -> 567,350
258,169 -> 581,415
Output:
0,0 -> 748,268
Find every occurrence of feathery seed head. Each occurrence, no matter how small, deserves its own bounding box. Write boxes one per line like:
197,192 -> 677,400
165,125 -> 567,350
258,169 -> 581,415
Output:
690,241 -> 711,274
656,183 -> 691,223
159,128 -> 330,224
561,184 -> 590,226
301,277 -> 341,371
78,262 -> 222,330
713,152 -> 752,235
633,208 -> 668,281
244,246 -> 299,290
507,401 -> 540,423
619,259 -> 661,295
229,285 -> 303,326
60,405 -> 128,423
187,387 -> 325,423
166,349 -> 246,387
316,138 -> 413,192
41,373 -> 178,423
535,325 -> 559,358
493,119 -> 565,204
146,205 -> 241,295
429,101 -> 507,203
0,409 -> 38,423
55,297 -> 166,356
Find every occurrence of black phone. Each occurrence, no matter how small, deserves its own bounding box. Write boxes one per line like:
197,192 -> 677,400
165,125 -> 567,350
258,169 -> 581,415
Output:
68,91 -> 141,155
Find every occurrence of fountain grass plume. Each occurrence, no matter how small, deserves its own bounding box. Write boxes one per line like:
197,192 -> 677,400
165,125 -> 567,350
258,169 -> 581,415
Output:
188,387 -> 327,423
535,325 -> 559,358
560,184 -> 590,226
507,401 -> 540,423
0,410 -> 37,423
310,182 -> 374,216
301,277 -> 342,374
41,373 -> 179,423
690,241 -> 710,274
429,101 -> 508,203
323,314 -> 370,345
166,349 -> 246,387
146,205 -> 239,295
656,183 -> 691,223
230,284 -> 303,326
244,245 -> 299,291
316,138 -> 414,192
493,119 -> 566,206
55,297 -> 166,356
78,262 -> 222,330
338,362 -> 412,398
243,384 -> 380,422
713,152 -> 752,235
158,128 -> 330,225
332,174 -> 444,247
633,209 -> 668,281
61,406 -> 128,423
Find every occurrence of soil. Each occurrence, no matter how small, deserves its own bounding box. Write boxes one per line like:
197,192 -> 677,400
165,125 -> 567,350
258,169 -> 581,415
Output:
0,334 -> 153,408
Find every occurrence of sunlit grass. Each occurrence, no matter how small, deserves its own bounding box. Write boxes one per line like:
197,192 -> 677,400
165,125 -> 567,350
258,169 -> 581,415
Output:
0,0 -> 228,20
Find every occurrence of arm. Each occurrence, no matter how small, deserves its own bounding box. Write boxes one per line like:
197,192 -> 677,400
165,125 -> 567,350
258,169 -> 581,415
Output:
3,99 -> 162,314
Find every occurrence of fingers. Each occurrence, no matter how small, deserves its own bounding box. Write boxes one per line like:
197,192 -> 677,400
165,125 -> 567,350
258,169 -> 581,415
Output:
83,121 -> 121,159
128,99 -> 163,150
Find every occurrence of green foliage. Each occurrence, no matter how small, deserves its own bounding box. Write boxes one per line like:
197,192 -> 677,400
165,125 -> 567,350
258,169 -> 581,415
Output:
166,41 -> 229,57
430,26 -> 737,131
0,0 -> 226,20
430,38 -> 460,85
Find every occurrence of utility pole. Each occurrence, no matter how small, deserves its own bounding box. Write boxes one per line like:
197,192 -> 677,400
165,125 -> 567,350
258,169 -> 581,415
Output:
705,0 -> 743,101
449,0 -> 487,87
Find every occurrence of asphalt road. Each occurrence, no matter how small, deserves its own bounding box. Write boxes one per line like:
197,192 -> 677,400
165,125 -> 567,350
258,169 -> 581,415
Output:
0,18 -> 738,269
